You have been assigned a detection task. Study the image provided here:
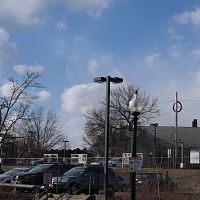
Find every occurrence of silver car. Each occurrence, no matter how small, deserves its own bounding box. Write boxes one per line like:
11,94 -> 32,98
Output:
0,167 -> 30,183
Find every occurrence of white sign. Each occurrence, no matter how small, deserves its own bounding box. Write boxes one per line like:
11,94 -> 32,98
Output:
71,154 -> 87,165
43,154 -> 58,163
190,150 -> 200,164
122,152 -> 143,167
129,156 -> 143,172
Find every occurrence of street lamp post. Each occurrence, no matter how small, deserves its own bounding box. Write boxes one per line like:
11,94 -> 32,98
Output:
129,90 -> 143,200
94,76 -> 123,200
150,123 -> 158,158
63,140 -> 69,163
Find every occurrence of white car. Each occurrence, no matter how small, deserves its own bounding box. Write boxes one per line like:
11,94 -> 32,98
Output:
108,157 -> 122,167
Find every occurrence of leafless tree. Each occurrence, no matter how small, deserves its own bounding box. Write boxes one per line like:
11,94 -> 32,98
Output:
83,85 -> 160,155
0,72 -> 42,143
17,106 -> 66,157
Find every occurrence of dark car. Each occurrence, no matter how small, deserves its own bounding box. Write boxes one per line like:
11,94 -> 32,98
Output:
51,165 -> 120,195
0,167 -> 30,183
14,163 -> 75,186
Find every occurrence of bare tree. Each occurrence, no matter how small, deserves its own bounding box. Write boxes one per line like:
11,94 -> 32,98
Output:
0,72 -> 42,142
83,85 -> 160,155
17,106 -> 66,157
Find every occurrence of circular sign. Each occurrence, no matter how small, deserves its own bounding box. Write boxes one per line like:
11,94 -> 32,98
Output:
173,101 -> 182,113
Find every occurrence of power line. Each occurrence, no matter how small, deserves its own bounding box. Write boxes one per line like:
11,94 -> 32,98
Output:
158,99 -> 200,104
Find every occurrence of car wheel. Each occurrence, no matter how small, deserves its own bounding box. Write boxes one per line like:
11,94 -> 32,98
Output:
70,185 -> 79,195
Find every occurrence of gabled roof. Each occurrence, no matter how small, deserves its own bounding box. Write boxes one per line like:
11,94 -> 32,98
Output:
142,126 -> 200,149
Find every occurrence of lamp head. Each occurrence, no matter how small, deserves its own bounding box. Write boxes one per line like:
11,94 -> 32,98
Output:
129,90 -> 143,114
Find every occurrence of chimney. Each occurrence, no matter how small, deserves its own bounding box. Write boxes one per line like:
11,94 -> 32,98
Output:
192,119 -> 197,127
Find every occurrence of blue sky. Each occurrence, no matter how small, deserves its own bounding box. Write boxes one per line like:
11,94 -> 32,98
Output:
1,0 -> 200,148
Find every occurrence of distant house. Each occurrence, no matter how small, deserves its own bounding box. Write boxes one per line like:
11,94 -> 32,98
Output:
112,122 -> 200,168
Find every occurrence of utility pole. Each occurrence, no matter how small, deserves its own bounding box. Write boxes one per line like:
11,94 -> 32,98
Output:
173,92 -> 182,168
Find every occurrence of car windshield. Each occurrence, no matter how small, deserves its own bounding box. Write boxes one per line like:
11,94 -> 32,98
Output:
4,169 -> 19,176
63,167 -> 86,176
28,164 -> 53,173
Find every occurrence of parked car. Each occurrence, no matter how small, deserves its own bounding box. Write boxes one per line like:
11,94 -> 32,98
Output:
14,163 -> 75,186
108,157 -> 122,167
117,175 -> 129,192
51,165 -> 120,195
0,167 -> 30,183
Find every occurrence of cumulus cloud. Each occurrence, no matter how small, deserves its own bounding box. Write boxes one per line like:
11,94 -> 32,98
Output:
144,52 -> 160,65
13,64 -> 44,74
60,83 -> 107,148
61,83 -> 104,114
174,7 -> 200,27
0,28 -> 16,64
0,0 -> 50,26
37,90 -> 51,102
64,0 -> 114,18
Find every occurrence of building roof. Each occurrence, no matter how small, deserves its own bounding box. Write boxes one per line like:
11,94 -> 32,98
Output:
142,126 -> 200,149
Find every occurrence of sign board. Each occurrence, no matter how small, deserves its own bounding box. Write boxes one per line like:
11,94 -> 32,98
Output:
43,172 -> 52,184
43,154 -> 58,163
190,150 -> 200,164
129,156 -> 143,172
167,149 -> 172,158
71,154 -> 87,166
122,152 -> 143,167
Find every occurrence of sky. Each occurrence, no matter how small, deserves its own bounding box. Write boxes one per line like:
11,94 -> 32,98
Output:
1,0 -> 200,148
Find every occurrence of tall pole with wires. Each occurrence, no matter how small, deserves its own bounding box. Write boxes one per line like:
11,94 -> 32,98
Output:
173,92 -> 182,168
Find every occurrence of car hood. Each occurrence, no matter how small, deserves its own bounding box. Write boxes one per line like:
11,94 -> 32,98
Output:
17,171 -> 41,178
52,175 -> 75,183
0,174 -> 11,180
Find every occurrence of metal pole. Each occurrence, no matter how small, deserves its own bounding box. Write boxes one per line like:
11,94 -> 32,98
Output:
131,113 -> 139,200
154,125 -> 157,158
63,140 -> 69,163
104,76 -> 110,200
181,142 -> 184,165
174,92 -> 178,168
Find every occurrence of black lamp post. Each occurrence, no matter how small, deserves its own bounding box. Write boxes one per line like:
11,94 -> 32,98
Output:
150,123 -> 158,158
63,140 -> 69,163
129,90 -> 143,200
94,76 -> 123,199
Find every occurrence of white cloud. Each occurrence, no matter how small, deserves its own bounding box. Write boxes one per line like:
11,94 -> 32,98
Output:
64,0 -> 114,18
61,83 -> 104,114
13,64 -> 44,74
0,82 -> 13,97
37,90 -> 51,102
55,20 -> 67,31
174,7 -> 200,27
189,49 -> 200,61
60,83 -> 106,148
0,0 -> 50,26
144,52 -> 160,65
0,28 -> 16,64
